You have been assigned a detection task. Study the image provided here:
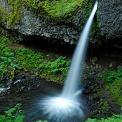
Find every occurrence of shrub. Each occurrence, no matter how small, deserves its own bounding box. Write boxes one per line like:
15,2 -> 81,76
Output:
0,36 -> 70,82
0,36 -> 19,79
102,67 -> 122,84
86,115 -> 122,122
0,104 -> 24,122
44,56 -> 70,74
102,67 -> 122,106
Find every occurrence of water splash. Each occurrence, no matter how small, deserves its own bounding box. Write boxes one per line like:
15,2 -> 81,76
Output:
40,1 -> 98,121
41,96 -> 84,122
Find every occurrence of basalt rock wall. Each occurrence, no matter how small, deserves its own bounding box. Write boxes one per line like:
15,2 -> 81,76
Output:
0,0 -> 122,45
98,0 -> 122,39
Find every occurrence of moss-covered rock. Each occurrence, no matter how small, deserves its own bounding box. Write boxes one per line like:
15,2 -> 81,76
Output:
0,0 -> 94,44
0,0 -> 122,45
23,0 -> 85,19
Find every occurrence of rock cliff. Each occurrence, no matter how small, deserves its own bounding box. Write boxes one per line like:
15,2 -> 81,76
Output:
0,0 -> 122,45
98,0 -> 122,39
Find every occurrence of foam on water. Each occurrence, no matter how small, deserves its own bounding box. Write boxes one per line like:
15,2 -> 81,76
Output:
40,96 -> 84,121
40,1 -> 98,121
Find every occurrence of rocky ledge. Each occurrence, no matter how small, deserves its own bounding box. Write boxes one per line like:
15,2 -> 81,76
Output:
0,0 -> 122,45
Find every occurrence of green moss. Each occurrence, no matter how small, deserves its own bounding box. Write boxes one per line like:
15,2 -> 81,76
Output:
40,0 -> 84,18
0,0 -> 93,26
22,0 -> 85,18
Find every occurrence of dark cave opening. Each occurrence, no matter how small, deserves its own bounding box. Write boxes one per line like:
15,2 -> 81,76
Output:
20,35 -> 122,59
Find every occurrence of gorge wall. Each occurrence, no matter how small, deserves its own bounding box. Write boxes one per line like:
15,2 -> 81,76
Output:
0,0 -> 122,46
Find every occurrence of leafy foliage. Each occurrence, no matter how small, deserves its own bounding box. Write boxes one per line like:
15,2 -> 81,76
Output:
0,37 -> 19,79
0,104 -> 24,122
102,67 -> 122,106
15,48 -> 43,70
103,67 -> 122,84
86,115 -> 122,122
15,47 -> 70,82
42,56 -> 70,74
33,115 -> 122,122
0,36 -> 70,82
0,103 -> 121,122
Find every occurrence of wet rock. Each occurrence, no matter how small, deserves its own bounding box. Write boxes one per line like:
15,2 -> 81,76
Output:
0,87 -> 10,95
98,0 -> 122,39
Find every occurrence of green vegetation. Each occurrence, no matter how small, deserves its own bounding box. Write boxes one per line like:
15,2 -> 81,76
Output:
0,0 -> 22,27
0,36 -> 121,121
23,0 -> 94,19
39,0 -> 84,18
15,47 -> 70,82
86,115 -> 122,122
102,67 -> 122,106
0,36 -> 70,83
0,0 -> 92,26
0,104 -> 24,122
103,67 -> 122,84
0,103 -> 121,122
0,37 -> 19,79
22,0 -> 85,18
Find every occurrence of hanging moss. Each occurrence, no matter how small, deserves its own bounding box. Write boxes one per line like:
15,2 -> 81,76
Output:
0,0 -> 94,26
40,0 -> 84,19
22,0 -> 84,18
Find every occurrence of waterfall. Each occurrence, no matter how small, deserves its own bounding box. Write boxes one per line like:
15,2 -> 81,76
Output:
40,1 -> 98,122
62,0 -> 98,98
